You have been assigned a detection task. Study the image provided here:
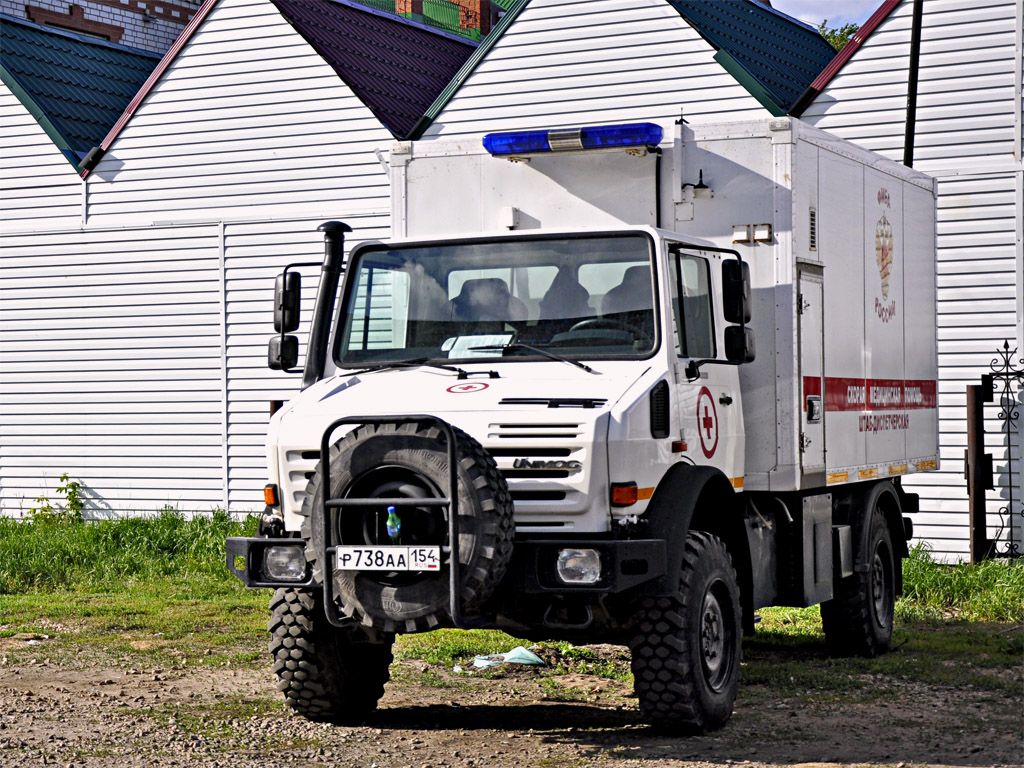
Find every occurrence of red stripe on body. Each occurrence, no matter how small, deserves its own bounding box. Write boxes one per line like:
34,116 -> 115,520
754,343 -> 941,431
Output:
817,377 -> 936,412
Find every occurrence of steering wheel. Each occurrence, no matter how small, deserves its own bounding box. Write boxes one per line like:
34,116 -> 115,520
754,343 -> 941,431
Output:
567,318 -> 653,346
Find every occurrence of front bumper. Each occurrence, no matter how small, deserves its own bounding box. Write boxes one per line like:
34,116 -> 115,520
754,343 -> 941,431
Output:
226,535 -> 667,595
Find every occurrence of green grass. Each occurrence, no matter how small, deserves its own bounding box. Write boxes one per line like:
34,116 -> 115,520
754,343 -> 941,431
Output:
899,543 -> 1024,622
1,514 -> 1020,680
0,508 -> 259,594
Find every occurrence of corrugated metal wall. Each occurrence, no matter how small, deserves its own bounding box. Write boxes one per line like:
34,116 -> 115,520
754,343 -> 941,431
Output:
802,0 -> 1024,560
423,0 -> 766,138
0,81 -> 82,231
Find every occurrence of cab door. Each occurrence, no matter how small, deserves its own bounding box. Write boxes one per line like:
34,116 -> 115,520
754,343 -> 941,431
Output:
668,247 -> 743,481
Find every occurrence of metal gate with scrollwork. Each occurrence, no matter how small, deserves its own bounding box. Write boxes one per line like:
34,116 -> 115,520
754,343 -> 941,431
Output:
965,341 -> 1024,561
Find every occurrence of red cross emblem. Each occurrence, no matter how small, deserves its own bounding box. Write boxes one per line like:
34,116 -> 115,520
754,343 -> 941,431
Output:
446,382 -> 489,394
697,386 -> 718,459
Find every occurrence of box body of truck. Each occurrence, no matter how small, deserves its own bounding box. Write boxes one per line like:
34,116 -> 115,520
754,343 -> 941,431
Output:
388,117 -> 940,494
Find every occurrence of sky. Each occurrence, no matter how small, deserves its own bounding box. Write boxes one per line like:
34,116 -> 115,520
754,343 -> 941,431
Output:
770,0 -> 881,29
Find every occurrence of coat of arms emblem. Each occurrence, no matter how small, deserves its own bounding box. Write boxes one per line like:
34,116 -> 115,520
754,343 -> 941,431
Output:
875,213 -> 893,300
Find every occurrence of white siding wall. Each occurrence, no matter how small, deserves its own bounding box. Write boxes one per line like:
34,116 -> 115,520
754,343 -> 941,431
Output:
0,225 -> 225,515
86,0 -> 394,227
803,0 -> 1024,561
425,0 -> 766,138
1,0 -> 397,517
0,80 -> 83,232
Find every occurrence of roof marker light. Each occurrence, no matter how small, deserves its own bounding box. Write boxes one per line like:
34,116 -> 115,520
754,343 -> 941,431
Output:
483,122 -> 664,157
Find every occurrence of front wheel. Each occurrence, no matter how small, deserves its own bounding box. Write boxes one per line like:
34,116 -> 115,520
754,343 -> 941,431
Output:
629,532 -> 741,733
821,508 -> 896,657
268,588 -> 394,722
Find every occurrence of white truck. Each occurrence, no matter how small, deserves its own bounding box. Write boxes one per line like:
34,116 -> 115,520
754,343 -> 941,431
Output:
227,117 -> 939,732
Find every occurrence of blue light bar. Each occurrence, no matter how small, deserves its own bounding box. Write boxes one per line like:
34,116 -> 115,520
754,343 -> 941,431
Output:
483,122 -> 664,157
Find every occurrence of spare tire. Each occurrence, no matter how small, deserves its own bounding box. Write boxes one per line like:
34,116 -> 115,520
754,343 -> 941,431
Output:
300,421 -> 514,633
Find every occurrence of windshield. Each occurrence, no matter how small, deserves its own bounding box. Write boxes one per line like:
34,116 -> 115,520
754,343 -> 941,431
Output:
335,234 -> 657,366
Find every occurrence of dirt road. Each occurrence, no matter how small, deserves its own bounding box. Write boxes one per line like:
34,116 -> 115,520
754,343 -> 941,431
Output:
1,631 -> 1021,767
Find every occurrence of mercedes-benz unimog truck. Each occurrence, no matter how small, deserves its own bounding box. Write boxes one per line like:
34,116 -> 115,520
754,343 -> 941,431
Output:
228,117 -> 939,732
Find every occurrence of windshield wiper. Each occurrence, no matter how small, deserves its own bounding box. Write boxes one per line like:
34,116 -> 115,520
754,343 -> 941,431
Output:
469,343 -> 595,374
340,358 -> 468,378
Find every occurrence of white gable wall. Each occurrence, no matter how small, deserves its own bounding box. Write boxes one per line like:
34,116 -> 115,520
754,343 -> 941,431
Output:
803,0 -> 1024,561
86,0 -> 394,227
0,80 -> 82,232
425,0 -> 767,138
1,0 -> 396,517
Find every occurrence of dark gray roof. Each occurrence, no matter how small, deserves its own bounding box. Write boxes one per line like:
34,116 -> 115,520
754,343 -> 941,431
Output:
269,0 -> 477,137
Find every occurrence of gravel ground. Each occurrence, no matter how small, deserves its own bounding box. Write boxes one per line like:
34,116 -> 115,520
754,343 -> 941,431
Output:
1,631 -> 1021,768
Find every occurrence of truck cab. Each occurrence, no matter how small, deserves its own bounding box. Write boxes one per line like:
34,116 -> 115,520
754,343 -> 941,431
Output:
272,227 -> 750,539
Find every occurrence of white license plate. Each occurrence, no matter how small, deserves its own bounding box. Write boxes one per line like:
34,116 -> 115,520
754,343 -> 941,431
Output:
336,546 -> 441,571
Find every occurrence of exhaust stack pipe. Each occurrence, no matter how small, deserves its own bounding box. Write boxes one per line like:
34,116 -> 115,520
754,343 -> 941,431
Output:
302,221 -> 352,390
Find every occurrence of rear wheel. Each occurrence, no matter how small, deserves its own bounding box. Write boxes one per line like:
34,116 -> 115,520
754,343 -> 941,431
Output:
268,588 -> 393,722
821,507 -> 895,657
629,532 -> 741,733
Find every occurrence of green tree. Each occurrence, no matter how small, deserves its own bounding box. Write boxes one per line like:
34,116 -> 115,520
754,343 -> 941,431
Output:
818,20 -> 859,51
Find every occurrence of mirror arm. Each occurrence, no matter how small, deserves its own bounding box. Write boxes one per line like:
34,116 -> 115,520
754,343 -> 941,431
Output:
686,357 -> 745,382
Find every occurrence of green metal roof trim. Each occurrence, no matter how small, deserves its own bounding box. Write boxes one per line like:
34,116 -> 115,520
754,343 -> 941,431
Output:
0,15 -> 160,169
669,0 -> 836,113
714,50 -> 785,117
406,0 -> 529,139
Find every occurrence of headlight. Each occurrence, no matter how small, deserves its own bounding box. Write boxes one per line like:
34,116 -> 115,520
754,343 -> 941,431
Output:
263,545 -> 307,581
556,548 -> 602,584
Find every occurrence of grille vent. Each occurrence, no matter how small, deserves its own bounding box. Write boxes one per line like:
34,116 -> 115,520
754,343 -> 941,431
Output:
492,423 -> 581,440
650,380 -> 670,439
809,207 -> 817,251
500,397 -> 606,409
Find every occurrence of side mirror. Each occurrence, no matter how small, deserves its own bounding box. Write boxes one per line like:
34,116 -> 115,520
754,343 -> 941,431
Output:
268,335 -> 299,371
274,272 -> 301,333
722,259 -> 751,324
725,325 -> 755,364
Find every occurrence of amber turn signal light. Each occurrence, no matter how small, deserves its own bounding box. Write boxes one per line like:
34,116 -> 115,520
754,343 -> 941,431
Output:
610,482 -> 638,507
264,484 -> 279,506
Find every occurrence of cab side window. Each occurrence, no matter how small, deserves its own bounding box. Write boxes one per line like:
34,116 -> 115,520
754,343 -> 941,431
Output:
670,253 -> 715,359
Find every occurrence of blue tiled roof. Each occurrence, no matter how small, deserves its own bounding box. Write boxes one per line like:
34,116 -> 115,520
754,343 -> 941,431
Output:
669,0 -> 836,114
0,15 -> 160,166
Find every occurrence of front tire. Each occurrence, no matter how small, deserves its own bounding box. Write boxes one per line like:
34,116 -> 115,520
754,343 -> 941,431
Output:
268,588 -> 393,722
821,507 -> 896,657
629,532 -> 741,733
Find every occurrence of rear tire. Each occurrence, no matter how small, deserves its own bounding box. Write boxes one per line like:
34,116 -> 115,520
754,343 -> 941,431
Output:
629,532 -> 741,733
821,507 -> 895,657
268,588 -> 393,722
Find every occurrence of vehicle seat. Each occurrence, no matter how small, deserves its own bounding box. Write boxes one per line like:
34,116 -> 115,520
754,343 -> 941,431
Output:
601,265 -> 653,316
540,268 -> 593,320
450,278 -> 527,322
